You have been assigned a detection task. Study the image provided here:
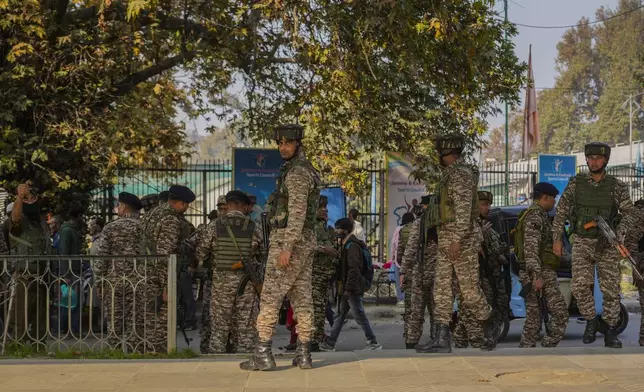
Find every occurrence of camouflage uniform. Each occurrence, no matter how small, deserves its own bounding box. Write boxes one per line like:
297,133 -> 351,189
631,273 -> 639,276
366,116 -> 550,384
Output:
255,151 -> 320,343
622,203 -> 644,344
454,217 -> 509,347
519,202 -> 568,347
95,216 -> 144,352
140,203 -> 182,353
552,173 -> 633,329
312,218 -> 336,345
397,223 -> 413,342
196,210 -> 263,353
400,217 -> 436,346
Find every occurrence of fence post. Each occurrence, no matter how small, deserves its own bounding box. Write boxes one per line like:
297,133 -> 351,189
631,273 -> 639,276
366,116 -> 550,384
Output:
378,164 -> 386,264
202,170 -> 208,225
167,254 -> 177,354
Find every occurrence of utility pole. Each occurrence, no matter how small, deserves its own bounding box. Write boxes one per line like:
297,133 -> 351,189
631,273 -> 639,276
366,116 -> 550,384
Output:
630,94 -> 633,169
504,0 -> 510,205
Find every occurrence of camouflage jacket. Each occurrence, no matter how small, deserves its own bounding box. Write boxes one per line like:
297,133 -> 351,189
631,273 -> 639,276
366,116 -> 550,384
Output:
141,203 -> 182,289
477,216 -> 506,273
523,202 -> 552,278
439,158 -> 479,242
95,216 -> 142,277
314,219 -> 336,272
553,173 -> 633,243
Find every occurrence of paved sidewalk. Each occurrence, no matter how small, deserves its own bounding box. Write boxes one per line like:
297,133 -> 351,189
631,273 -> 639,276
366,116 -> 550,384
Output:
3,347 -> 644,391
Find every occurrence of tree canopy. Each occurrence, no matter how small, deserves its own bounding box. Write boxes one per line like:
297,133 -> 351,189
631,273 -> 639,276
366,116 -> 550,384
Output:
1,0 -> 526,204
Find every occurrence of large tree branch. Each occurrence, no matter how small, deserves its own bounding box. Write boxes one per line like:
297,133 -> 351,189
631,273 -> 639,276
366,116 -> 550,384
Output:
93,50 -> 196,112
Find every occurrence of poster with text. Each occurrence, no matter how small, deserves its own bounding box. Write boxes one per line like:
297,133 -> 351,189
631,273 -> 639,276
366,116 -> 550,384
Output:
232,148 -> 282,220
386,152 -> 427,260
538,154 -> 577,200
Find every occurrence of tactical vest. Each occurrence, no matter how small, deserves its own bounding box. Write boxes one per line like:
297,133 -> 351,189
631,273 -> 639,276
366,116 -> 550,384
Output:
9,217 -> 50,274
267,158 -> 320,230
438,164 -> 478,225
215,214 -> 255,269
573,174 -> 618,239
400,224 -> 411,250
514,204 -> 560,271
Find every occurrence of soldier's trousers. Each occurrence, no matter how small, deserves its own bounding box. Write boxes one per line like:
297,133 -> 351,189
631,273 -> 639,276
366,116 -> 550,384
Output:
9,278 -> 48,345
407,259 -> 435,345
519,269 -> 568,347
311,264 -> 334,344
434,228 -> 491,326
571,236 -> 621,327
209,270 -> 259,353
200,278 -> 212,353
102,280 -> 139,352
402,285 -> 412,342
144,284 -> 168,353
256,232 -> 316,343
452,275 -> 483,347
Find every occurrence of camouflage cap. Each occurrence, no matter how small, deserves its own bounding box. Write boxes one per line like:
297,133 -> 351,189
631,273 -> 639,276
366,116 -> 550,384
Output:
319,195 -> 328,207
477,191 -> 493,203
584,142 -> 611,160
217,195 -> 227,205
274,123 -> 304,141
435,134 -> 465,152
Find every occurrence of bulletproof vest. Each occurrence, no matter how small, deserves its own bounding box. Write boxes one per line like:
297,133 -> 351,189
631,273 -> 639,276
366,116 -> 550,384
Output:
574,174 -> 618,239
315,220 -> 334,266
9,217 -> 50,273
438,163 -> 478,225
215,214 -> 255,269
400,224 -> 412,250
514,204 -> 560,271
268,158 -> 320,230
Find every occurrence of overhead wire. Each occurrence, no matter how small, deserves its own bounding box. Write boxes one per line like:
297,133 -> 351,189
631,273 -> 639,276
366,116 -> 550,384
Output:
510,4 -> 644,29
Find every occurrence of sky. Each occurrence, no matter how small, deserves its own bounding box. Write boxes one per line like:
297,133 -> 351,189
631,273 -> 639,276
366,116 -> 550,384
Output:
487,0 -> 621,128
189,0 -> 622,136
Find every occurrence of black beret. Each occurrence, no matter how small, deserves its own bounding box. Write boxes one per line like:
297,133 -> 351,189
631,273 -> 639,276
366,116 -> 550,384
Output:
478,191 -> 493,203
207,209 -> 218,221
159,191 -> 170,202
635,199 -> 644,208
118,192 -> 143,210
140,194 -> 159,208
226,190 -> 251,204
169,185 -> 196,203
534,182 -> 559,197
420,195 -> 432,205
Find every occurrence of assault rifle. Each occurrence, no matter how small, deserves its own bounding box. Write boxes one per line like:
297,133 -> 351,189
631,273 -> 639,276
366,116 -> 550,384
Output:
518,281 -> 549,328
584,216 -> 643,281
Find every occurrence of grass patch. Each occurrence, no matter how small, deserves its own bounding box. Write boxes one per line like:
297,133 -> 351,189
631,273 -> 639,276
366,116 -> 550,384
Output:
1,344 -> 198,360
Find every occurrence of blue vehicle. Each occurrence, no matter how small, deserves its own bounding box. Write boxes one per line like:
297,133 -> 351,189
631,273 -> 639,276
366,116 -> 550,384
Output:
454,205 -> 629,342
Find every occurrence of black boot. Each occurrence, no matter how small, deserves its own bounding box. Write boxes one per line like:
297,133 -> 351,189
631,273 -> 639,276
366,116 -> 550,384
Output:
405,343 -> 416,349
292,340 -> 313,369
240,341 -> 276,371
583,318 -> 598,344
480,319 -> 498,352
416,324 -> 451,353
604,328 -> 622,349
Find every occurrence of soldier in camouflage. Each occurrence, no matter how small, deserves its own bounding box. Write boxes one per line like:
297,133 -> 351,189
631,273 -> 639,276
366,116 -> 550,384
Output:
517,183 -> 568,347
400,197 -> 438,349
197,209 -> 219,353
552,142 -> 633,348
397,211 -> 416,347
416,134 -> 494,354
454,191 -> 510,347
626,199 -> 644,345
311,195 -> 339,351
196,190 -> 263,353
140,194 -> 159,214
241,124 -> 320,371
95,192 -> 144,352
217,195 -> 228,215
141,185 -> 196,353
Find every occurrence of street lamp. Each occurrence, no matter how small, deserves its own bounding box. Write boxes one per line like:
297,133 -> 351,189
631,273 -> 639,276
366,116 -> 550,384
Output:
622,92 -> 644,168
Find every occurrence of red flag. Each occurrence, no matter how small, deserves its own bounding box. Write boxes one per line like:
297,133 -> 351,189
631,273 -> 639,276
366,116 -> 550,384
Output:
523,45 -> 540,158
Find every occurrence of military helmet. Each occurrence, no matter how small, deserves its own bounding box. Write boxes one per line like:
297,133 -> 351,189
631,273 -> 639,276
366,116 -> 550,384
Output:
435,134 -> 465,154
584,142 -> 611,160
274,124 -> 304,141
477,191 -> 493,204
319,195 -> 328,207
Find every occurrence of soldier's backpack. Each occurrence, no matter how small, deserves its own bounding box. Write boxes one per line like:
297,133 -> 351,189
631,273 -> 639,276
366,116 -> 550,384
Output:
344,240 -> 374,290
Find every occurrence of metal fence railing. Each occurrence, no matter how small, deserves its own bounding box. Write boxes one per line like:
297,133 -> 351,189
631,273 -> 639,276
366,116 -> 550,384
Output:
0,255 -> 178,355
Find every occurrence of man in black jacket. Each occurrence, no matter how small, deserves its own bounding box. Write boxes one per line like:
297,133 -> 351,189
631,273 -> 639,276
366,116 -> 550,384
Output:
320,218 -> 381,351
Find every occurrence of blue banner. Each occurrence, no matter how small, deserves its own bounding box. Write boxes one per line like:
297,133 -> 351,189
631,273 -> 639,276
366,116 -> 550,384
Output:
320,187 -> 346,227
232,148 -> 282,220
538,154 -> 577,199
